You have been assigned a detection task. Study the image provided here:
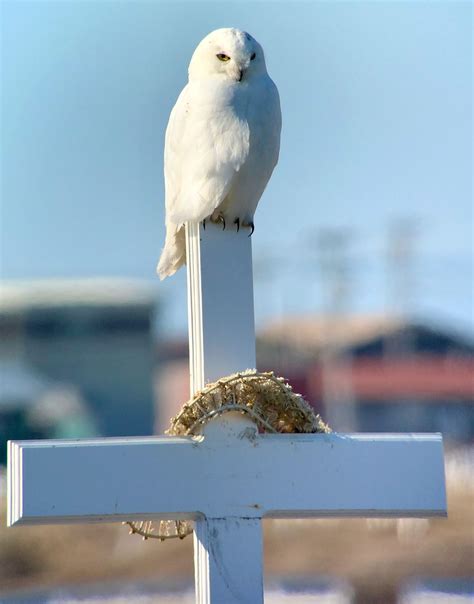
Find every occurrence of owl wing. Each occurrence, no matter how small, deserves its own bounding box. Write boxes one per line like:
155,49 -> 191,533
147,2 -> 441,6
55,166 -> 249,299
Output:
164,83 -> 250,224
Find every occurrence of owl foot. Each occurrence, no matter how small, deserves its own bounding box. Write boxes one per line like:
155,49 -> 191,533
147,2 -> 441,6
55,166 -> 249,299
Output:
234,218 -> 240,232
242,220 -> 255,237
202,219 -> 206,230
210,213 -> 226,230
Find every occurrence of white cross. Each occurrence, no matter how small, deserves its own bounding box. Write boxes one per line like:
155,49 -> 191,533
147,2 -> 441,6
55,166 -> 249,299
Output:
7,223 -> 446,604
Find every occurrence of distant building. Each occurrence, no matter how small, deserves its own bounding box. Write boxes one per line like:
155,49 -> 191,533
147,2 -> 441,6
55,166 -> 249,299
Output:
0,279 -> 158,461
154,339 -> 190,434
154,315 -> 474,443
259,315 -> 474,442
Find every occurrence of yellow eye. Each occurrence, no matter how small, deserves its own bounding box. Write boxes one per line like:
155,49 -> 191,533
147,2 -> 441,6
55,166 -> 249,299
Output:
216,53 -> 230,62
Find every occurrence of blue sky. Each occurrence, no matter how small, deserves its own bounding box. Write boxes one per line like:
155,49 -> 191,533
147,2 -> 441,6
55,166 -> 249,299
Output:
1,1 -> 472,335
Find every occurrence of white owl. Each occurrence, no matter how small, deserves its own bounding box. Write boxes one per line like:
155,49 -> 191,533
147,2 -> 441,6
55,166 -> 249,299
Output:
157,28 -> 282,280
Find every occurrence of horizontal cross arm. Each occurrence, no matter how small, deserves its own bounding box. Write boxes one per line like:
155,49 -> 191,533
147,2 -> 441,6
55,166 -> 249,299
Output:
7,430 -> 446,526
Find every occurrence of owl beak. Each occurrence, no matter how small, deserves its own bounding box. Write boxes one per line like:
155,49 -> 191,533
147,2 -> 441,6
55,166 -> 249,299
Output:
232,62 -> 248,82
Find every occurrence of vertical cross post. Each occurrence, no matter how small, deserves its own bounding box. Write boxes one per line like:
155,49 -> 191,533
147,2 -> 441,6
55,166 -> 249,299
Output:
186,221 -> 256,391
185,222 -> 263,603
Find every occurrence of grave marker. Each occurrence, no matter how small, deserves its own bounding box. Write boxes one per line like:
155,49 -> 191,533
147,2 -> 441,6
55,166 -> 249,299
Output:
7,223 -> 446,604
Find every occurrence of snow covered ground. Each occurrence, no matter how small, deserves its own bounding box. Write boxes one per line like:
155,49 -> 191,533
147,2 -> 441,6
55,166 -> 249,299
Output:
4,582 -> 473,604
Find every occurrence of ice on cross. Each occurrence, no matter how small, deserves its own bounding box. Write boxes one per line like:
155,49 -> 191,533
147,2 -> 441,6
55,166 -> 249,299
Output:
7,223 -> 447,604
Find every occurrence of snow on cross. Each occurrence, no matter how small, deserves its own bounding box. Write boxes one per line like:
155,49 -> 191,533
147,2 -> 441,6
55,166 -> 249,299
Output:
7,223 -> 446,604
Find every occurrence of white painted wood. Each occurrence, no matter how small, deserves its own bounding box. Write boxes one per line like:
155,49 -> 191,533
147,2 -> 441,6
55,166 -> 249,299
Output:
185,221 -> 259,602
185,222 -> 256,394
7,422 -> 447,527
194,517 -> 263,604
6,218 -> 448,604
185,221 -> 263,602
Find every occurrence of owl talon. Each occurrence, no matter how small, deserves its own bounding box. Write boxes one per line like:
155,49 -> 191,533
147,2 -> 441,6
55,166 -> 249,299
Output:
203,219 -> 206,230
210,213 -> 226,229
242,221 -> 255,236
234,218 -> 240,232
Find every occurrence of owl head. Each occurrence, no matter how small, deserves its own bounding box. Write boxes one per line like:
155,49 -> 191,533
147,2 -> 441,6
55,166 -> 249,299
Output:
188,28 -> 267,83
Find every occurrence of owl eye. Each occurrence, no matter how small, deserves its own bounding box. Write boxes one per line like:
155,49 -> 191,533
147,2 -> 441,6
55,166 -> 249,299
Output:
250,52 -> 256,61
216,53 -> 230,62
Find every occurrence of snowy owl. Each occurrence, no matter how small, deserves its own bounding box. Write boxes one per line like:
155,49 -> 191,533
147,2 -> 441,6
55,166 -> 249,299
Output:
157,28 -> 282,280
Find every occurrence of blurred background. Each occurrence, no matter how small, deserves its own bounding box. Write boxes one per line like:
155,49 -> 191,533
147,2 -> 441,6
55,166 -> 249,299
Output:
0,1 -> 472,603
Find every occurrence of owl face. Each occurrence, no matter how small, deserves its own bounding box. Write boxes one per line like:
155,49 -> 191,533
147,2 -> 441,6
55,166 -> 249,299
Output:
189,28 -> 266,83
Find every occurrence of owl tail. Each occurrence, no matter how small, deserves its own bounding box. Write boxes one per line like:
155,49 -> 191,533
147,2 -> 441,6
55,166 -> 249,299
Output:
157,223 -> 186,280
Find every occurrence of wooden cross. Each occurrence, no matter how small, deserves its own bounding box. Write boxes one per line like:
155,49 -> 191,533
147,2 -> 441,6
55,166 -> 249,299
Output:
7,223 -> 446,603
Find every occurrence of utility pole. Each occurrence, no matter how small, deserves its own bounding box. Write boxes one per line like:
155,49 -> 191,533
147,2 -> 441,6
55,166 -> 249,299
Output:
313,227 -> 356,431
387,218 -> 418,319
386,218 -> 418,358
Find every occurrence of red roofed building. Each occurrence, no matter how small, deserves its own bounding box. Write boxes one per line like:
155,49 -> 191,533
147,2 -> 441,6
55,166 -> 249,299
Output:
324,357 -> 474,400
154,315 -> 473,442
258,315 -> 474,442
